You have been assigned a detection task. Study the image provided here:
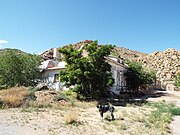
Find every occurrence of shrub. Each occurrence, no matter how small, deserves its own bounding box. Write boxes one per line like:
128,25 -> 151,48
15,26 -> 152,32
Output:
54,90 -> 76,106
174,74 -> 180,87
63,89 -> 77,99
27,87 -> 37,101
0,87 -> 28,108
54,92 -> 71,102
64,111 -> 78,125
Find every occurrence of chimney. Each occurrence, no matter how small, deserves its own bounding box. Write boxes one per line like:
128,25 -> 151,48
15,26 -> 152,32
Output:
53,48 -> 60,59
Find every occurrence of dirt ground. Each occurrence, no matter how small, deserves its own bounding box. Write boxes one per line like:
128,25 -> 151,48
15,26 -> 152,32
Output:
0,90 -> 180,135
0,106 -> 152,135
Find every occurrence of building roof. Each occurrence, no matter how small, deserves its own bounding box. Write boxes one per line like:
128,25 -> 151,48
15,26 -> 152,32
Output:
40,60 -> 66,71
105,56 -> 128,68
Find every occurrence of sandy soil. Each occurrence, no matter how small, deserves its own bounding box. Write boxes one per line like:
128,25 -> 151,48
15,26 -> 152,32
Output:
0,106 -> 154,135
0,90 -> 179,135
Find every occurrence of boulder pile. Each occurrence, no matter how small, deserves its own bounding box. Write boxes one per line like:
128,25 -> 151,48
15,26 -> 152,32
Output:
35,91 -> 57,103
137,48 -> 180,87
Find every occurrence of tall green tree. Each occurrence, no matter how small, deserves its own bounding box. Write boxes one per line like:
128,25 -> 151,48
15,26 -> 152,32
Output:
125,60 -> 156,92
59,41 -> 114,99
0,49 -> 41,88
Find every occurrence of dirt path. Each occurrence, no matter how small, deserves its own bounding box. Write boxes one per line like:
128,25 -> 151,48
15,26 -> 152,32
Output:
146,90 -> 180,135
171,116 -> 180,135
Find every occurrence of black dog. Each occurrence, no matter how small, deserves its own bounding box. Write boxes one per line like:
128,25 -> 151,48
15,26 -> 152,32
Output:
97,105 -> 115,120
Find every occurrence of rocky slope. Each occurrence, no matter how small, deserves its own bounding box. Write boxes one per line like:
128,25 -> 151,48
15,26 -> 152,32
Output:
137,48 -> 180,86
40,40 -> 179,87
113,46 -> 147,60
41,40 -> 147,61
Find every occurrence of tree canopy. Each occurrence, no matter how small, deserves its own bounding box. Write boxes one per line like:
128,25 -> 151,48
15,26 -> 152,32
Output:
174,73 -> 180,87
0,49 -> 41,88
59,41 -> 114,99
125,60 -> 156,92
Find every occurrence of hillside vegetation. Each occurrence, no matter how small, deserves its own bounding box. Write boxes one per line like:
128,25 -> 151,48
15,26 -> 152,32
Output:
0,49 -> 41,88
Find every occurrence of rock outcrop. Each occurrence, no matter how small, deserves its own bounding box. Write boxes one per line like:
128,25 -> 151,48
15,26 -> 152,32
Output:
40,40 -> 179,89
137,48 -> 180,87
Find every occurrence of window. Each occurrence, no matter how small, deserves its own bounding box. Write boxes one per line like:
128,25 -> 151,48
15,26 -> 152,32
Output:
54,74 -> 59,82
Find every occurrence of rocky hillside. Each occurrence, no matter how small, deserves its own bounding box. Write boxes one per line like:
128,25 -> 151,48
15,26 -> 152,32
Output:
113,46 -> 147,60
137,48 -> 180,85
40,40 -> 180,87
41,40 -> 147,60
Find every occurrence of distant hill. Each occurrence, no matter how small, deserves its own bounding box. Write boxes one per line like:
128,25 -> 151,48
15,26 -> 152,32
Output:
0,48 -> 27,55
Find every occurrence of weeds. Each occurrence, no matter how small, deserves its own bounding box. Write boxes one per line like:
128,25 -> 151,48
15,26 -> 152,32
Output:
143,101 -> 180,133
54,90 -> 77,107
0,87 -> 28,108
63,111 -> 78,125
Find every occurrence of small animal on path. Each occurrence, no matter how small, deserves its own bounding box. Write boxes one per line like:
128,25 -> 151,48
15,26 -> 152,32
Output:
96,104 -> 115,120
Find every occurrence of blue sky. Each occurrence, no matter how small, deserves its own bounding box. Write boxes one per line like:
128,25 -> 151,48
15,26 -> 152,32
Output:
0,0 -> 180,54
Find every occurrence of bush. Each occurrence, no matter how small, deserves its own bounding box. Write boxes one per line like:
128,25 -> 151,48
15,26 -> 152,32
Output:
174,74 -> 180,87
54,92 -> 71,102
27,87 -> 37,101
64,111 -> 78,125
54,90 -> 77,106
0,87 -> 28,108
63,89 -> 77,99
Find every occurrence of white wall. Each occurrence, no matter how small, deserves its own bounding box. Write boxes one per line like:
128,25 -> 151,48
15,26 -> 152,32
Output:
43,69 -> 64,91
43,70 -> 60,83
109,62 -> 127,94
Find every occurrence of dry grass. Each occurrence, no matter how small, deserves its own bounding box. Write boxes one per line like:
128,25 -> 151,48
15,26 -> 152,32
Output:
0,87 -> 28,108
63,111 -> 78,125
0,100 -> 179,135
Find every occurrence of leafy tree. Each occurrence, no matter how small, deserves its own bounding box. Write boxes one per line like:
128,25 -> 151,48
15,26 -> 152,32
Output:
0,49 -> 41,88
59,41 -> 114,99
125,60 -> 156,92
174,74 -> 180,87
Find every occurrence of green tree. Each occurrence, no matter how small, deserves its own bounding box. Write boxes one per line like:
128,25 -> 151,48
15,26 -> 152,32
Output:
125,60 -> 156,92
0,49 -> 41,88
59,41 -> 114,99
174,74 -> 180,87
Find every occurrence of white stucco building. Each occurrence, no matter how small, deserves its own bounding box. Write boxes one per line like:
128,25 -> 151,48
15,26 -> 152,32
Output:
106,56 -> 128,95
40,48 -> 128,94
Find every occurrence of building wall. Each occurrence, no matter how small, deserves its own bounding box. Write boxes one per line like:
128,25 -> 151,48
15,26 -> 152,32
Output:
42,69 -> 64,91
109,62 -> 127,95
42,61 -> 127,93
43,70 -> 60,83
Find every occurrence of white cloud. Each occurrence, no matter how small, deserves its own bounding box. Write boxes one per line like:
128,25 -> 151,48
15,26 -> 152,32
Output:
0,40 -> 8,44
0,40 -> 8,48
